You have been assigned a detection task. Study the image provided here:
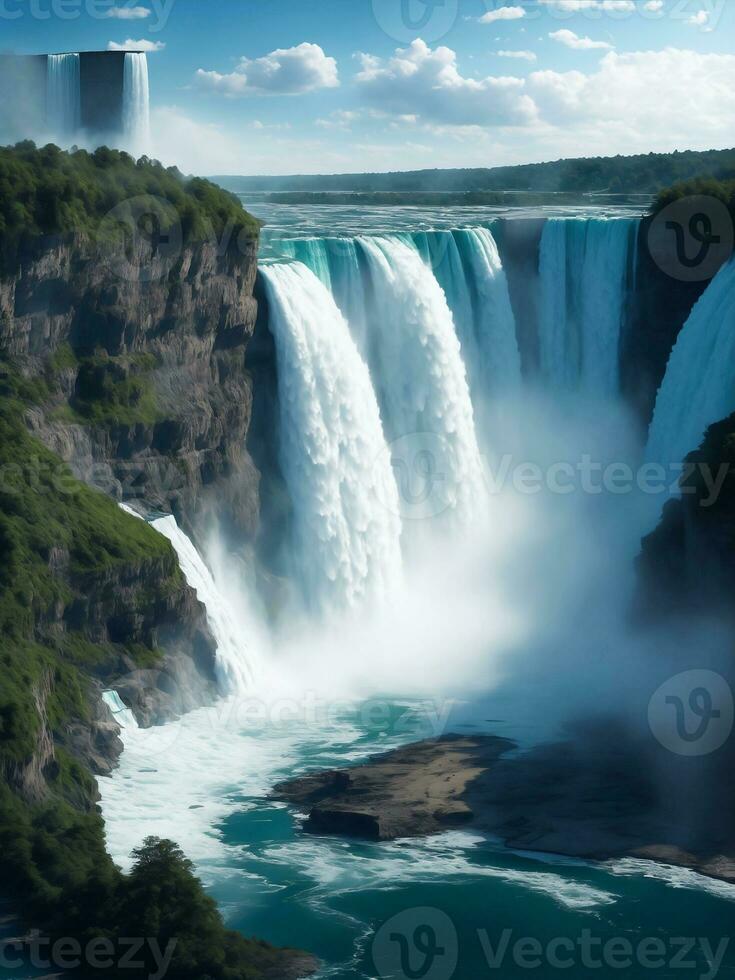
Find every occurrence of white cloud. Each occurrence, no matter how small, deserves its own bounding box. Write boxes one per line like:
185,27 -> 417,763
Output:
107,38 -> 165,52
644,1 -> 664,10
686,10 -> 711,28
526,48 -> 735,145
496,50 -> 538,61
195,42 -> 339,97
537,1 -> 634,10
355,39 -> 537,126
105,5 -> 150,19
549,28 -> 613,48
315,110 -> 360,130
479,5 -> 526,23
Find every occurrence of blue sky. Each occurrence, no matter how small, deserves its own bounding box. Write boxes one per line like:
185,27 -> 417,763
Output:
4,0 -> 734,174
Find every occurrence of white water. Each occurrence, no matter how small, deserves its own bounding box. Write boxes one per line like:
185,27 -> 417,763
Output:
260,261 -> 403,613
102,689 -> 139,730
150,515 -> 258,693
122,52 -> 151,156
454,227 -> 521,394
46,53 -> 81,141
538,217 -> 635,394
358,235 -> 485,527
646,258 -> 735,470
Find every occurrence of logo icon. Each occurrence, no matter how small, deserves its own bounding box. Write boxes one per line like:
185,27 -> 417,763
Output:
98,194 -> 183,283
648,670 -> 734,756
647,195 -> 734,283
371,0 -> 459,42
372,908 -> 458,980
376,432 -> 451,520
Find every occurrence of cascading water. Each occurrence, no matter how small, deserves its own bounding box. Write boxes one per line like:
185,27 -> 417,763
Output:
538,217 -> 637,394
357,235 -> 486,527
46,53 -> 81,141
260,260 -> 403,613
453,227 -> 521,394
646,258 -> 735,470
102,690 -> 139,729
150,515 -> 257,693
122,52 -> 151,156
118,504 -> 257,693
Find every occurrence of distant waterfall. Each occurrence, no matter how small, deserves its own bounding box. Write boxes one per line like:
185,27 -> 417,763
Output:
122,52 -> 150,156
358,235 -> 485,526
646,258 -> 735,470
261,261 -> 403,612
46,53 -> 81,141
538,217 -> 637,394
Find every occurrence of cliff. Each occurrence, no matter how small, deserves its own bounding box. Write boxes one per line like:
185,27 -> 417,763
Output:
638,413 -> 735,616
0,233 -> 260,546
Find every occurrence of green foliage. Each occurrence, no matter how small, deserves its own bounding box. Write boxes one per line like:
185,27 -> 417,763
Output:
69,352 -> 160,427
0,141 -> 260,271
652,175 -> 735,222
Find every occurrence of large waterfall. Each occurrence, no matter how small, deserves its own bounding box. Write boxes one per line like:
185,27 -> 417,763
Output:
358,235 -> 485,526
260,261 -> 403,612
46,53 -> 81,141
538,217 -> 637,394
646,258 -> 735,470
122,52 -> 151,156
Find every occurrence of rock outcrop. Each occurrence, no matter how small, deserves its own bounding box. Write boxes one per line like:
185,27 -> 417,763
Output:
1,232 -> 260,546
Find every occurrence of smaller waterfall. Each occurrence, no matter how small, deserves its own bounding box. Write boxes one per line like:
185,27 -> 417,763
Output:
122,52 -> 151,156
102,690 -> 139,730
646,258 -> 735,471
537,217 -> 636,395
261,260 -> 403,613
150,516 -> 256,693
46,53 -> 81,141
118,504 -> 256,693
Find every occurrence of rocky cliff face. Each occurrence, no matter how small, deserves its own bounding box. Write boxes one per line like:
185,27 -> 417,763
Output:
638,413 -> 735,616
0,232 -> 260,547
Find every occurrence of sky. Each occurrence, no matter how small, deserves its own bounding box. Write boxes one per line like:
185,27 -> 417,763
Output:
3,0 -> 734,175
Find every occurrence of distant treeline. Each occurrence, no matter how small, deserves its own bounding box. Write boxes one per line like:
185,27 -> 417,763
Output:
214,147 -> 735,196
258,190 -> 647,207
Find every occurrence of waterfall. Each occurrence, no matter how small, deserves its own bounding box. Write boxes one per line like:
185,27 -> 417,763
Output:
538,217 -> 637,394
102,690 -> 139,730
122,52 -> 150,156
46,53 -> 81,141
453,227 -> 521,394
357,235 -> 485,526
260,260 -> 403,612
150,515 -> 257,693
646,258 -> 735,470
118,504 -> 256,693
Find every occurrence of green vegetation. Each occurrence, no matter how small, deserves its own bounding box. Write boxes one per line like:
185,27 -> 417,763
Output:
0,141 -> 260,271
216,146 -> 735,196
67,352 -> 160,427
0,384 -> 303,976
652,175 -> 735,222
